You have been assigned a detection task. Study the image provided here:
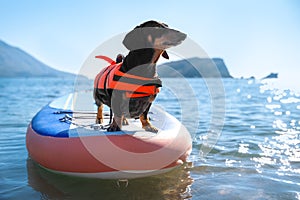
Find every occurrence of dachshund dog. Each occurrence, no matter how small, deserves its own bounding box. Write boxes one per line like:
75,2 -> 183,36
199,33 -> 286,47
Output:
94,20 -> 186,132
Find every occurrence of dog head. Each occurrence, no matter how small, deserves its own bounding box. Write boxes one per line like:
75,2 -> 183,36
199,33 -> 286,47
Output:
123,20 -> 186,60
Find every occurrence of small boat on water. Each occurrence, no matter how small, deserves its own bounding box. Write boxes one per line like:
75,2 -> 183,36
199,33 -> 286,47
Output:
26,91 -> 192,179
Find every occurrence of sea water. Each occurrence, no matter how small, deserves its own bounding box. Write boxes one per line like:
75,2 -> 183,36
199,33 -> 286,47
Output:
0,77 -> 299,200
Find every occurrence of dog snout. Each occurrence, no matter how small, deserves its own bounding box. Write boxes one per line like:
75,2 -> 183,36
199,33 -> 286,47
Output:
171,30 -> 187,42
178,31 -> 187,41
162,29 -> 186,47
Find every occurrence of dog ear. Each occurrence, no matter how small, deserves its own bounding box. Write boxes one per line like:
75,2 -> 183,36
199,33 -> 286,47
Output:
162,51 -> 169,59
123,28 -> 146,50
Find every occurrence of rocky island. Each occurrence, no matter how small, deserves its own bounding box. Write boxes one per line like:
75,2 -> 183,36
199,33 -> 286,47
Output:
262,73 -> 278,79
158,57 -> 233,78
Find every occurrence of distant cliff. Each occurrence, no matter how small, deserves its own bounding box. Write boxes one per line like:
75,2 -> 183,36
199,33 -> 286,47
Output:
158,57 -> 233,78
262,73 -> 278,79
0,40 -> 76,78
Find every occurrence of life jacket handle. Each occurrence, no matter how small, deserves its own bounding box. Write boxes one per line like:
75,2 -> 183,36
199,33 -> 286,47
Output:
95,55 -> 116,65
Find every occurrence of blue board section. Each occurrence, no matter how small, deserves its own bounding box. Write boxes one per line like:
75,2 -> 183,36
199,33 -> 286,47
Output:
31,105 -> 71,138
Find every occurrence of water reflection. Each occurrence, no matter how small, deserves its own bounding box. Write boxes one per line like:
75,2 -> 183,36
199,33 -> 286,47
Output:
27,158 -> 194,200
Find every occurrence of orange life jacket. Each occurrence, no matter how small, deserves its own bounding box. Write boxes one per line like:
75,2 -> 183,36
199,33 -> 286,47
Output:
94,56 -> 161,98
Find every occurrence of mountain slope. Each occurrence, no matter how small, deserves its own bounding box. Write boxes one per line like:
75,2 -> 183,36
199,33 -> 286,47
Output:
0,40 -> 75,78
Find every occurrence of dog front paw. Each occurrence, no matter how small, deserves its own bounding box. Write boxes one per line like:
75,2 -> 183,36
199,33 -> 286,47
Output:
107,117 -> 122,132
143,124 -> 158,133
107,123 -> 121,132
140,115 -> 158,133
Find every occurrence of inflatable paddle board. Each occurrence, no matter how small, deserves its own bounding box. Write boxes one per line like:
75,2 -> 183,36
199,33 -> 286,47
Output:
26,91 -> 192,179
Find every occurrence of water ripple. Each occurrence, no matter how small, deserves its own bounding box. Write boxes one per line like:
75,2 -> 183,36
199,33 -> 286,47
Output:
2,78 -> 300,199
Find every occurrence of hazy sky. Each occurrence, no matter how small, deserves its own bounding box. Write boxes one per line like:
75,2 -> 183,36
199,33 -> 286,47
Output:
1,0 -> 299,82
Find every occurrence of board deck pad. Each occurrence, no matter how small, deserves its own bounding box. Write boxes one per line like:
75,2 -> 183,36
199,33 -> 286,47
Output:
49,92 -> 174,138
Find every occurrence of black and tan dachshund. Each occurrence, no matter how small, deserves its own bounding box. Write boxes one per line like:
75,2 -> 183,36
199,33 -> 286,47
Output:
94,20 -> 186,132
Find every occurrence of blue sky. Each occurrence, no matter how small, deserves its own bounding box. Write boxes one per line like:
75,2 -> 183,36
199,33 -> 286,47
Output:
1,0 -> 299,82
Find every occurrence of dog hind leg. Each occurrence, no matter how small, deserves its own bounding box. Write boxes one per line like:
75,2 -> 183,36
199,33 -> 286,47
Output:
122,118 -> 129,125
139,104 -> 158,133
